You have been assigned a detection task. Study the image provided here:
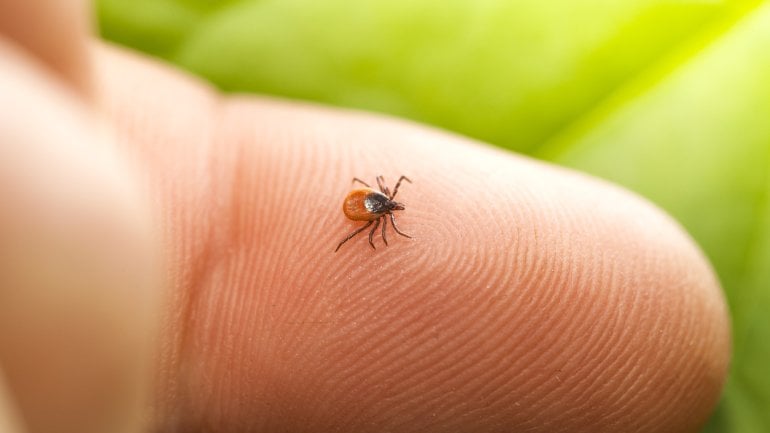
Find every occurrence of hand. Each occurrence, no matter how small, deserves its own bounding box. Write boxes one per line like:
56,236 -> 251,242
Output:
0,1 -> 729,432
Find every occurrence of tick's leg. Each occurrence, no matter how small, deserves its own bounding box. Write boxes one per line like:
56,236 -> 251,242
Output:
381,215 -> 388,246
352,177 -> 370,187
368,218 -> 381,250
335,220 -> 374,252
376,175 -> 391,196
390,213 -> 412,238
391,175 -> 412,199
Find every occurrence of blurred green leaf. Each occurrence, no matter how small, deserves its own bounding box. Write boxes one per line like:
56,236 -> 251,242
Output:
99,0 -> 755,153
98,0 -> 770,431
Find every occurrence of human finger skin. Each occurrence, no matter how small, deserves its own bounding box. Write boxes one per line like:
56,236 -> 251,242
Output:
0,372 -> 23,433
0,38 -> 161,433
0,0 -> 92,96
96,44 -> 730,433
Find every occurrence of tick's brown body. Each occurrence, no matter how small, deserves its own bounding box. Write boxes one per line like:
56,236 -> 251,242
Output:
335,176 -> 411,252
342,188 -> 385,221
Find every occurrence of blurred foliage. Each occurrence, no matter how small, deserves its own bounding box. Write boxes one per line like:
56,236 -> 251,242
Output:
98,0 -> 770,431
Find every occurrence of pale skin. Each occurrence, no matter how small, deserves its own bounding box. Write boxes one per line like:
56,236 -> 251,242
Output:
0,1 -> 730,432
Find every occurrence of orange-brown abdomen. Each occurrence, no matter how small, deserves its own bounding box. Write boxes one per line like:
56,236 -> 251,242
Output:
343,188 -> 380,221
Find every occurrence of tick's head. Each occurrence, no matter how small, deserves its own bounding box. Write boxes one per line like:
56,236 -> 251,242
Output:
389,201 -> 406,211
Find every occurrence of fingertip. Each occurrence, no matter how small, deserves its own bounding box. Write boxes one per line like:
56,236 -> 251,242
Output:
233,102 -> 730,432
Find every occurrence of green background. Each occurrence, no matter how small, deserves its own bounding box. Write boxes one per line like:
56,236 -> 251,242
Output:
97,1 -> 770,431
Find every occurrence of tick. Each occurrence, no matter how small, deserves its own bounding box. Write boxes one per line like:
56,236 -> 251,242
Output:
334,175 -> 412,252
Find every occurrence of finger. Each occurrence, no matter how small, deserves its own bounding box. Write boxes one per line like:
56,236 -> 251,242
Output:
96,45 -> 729,433
0,0 -> 92,96
0,40 -> 160,433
